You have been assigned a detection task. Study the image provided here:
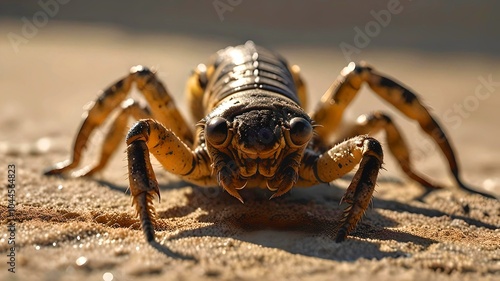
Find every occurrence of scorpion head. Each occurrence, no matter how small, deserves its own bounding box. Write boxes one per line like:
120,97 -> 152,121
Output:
204,108 -> 313,202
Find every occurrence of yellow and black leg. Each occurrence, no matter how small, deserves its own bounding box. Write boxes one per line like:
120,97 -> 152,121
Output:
45,65 -> 193,176
337,111 -> 441,189
299,136 -> 384,242
309,62 -> 491,197
125,119 -> 212,242
73,99 -> 152,177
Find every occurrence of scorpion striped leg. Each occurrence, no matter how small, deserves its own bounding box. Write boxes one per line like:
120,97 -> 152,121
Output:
310,62 -> 488,196
127,138 -> 159,242
45,65 -> 193,176
74,100 -> 152,177
126,119 -> 211,242
299,136 -> 384,242
44,75 -> 133,175
337,111 -> 441,189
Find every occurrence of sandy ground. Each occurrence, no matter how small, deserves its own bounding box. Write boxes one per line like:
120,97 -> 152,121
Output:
1,21 -> 500,281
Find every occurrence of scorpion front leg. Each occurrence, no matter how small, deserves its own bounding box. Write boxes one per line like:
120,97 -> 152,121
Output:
299,136 -> 384,242
126,119 -> 211,242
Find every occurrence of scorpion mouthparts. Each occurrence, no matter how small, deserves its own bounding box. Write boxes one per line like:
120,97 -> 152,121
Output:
235,181 -> 248,190
225,186 -> 244,204
267,169 -> 298,200
266,181 -> 278,192
268,179 -> 295,200
222,185 -> 245,201
269,185 -> 293,200
217,171 -> 246,203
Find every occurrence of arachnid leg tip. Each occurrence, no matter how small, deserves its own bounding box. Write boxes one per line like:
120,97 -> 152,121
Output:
43,167 -> 64,176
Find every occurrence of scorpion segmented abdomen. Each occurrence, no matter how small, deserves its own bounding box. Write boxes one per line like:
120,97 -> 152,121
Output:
204,41 -> 300,111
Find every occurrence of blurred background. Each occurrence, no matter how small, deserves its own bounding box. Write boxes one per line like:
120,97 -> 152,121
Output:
1,0 -> 499,195
2,0 -> 499,53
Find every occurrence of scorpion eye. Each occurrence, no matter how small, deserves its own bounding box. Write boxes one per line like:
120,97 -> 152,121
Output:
206,117 -> 229,146
289,117 -> 313,146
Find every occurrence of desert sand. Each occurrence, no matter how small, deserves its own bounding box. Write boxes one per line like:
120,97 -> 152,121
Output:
1,7 -> 500,281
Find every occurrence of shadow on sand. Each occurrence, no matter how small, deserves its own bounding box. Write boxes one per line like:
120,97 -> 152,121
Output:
94,176 -> 497,262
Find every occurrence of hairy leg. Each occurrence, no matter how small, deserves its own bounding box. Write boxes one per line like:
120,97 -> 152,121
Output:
126,119 -> 212,242
299,136 -> 384,242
